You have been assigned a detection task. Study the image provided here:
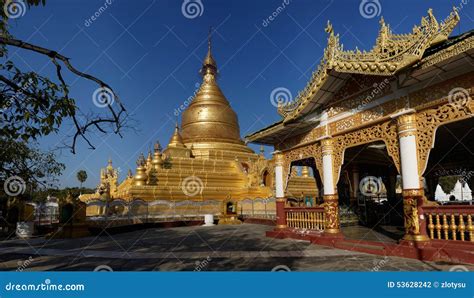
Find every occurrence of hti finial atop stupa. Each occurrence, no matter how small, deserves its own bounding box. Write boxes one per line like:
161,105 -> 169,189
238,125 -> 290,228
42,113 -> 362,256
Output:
180,29 -> 252,154
201,26 -> 217,76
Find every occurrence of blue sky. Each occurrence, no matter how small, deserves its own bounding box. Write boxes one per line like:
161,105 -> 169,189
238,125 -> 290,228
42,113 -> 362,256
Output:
8,0 -> 473,188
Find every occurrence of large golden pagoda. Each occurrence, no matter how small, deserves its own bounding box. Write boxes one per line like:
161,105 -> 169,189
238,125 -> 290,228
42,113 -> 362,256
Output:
80,35 -> 317,221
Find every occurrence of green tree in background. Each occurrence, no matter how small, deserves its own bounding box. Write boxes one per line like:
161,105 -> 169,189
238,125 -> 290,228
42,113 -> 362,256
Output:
76,170 -> 87,189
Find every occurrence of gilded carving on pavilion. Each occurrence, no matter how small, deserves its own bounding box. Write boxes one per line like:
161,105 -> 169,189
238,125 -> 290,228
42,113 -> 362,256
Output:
409,73 -> 474,110
331,120 -> 401,185
419,34 -> 474,70
278,8 -> 460,121
416,94 -> 473,176
326,76 -> 392,118
403,197 -> 421,235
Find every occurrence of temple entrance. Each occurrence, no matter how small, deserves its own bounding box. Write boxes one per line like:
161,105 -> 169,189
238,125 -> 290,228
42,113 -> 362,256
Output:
337,141 -> 404,242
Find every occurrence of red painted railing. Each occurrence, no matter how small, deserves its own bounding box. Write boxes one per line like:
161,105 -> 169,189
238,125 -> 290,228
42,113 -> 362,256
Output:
285,207 -> 325,230
423,205 -> 474,242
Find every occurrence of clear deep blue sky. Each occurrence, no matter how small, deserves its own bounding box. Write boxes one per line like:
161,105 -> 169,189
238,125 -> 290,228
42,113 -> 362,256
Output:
8,0 -> 473,188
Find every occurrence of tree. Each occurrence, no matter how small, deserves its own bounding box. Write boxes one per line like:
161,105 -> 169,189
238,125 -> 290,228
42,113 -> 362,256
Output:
0,1 -> 128,192
0,139 -> 64,199
438,176 -> 460,194
0,0 -> 127,154
76,170 -> 87,188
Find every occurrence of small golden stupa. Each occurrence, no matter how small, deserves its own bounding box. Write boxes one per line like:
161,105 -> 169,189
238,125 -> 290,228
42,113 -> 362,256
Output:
80,33 -> 317,221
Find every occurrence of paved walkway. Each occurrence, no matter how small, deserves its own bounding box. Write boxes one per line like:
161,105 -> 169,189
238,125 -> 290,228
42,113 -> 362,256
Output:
0,224 -> 471,271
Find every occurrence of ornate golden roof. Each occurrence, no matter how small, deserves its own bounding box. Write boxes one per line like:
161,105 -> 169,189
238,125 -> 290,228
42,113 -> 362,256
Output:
278,8 -> 460,121
180,32 -> 252,154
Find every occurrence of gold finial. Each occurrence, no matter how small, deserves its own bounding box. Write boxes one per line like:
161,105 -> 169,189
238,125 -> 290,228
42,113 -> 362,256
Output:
325,20 -> 333,34
168,122 -> 186,148
201,27 -> 217,76
208,26 -> 212,53
154,140 -> 162,153
127,169 -> 133,179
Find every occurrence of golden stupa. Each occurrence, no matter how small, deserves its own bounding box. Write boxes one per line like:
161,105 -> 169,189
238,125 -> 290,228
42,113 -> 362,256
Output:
80,34 -> 318,222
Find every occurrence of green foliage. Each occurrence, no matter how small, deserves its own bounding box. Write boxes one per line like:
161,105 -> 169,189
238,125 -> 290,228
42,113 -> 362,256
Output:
438,176 -> 460,194
0,138 -> 65,199
76,170 -> 87,187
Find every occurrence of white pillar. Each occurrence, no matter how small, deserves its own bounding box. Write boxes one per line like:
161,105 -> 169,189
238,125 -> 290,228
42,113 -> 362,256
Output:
321,139 -> 336,195
275,161 -> 284,199
397,113 -> 421,190
396,112 -> 429,242
273,151 -> 286,229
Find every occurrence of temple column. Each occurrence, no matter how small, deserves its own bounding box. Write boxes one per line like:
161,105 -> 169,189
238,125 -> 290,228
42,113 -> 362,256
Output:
396,113 -> 429,242
274,151 -> 287,229
321,138 -> 341,235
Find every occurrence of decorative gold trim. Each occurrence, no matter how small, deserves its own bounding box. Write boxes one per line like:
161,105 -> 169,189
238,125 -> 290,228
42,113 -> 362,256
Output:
402,188 -> 424,197
323,194 -> 338,201
331,119 -> 400,185
279,8 -> 460,121
416,96 -> 473,176
276,198 -> 286,203
274,152 -> 285,166
397,113 -> 417,138
276,224 -> 287,229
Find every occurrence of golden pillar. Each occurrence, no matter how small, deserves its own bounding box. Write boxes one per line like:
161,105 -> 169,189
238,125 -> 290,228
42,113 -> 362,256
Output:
321,138 -> 341,234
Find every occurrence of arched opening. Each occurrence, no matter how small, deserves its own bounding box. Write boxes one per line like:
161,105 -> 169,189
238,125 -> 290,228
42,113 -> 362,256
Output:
337,140 -> 403,242
262,169 -> 271,187
424,117 -> 474,204
285,158 -> 321,207
241,163 -> 249,174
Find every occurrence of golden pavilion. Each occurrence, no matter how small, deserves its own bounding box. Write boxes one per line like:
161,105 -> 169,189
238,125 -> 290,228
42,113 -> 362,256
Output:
80,36 -> 317,222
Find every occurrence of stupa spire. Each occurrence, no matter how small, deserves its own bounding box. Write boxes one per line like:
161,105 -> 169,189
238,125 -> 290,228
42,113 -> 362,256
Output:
201,27 -> 217,76
168,122 -> 185,148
